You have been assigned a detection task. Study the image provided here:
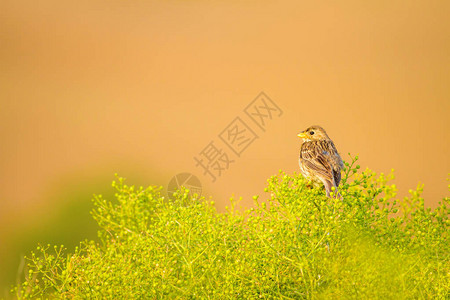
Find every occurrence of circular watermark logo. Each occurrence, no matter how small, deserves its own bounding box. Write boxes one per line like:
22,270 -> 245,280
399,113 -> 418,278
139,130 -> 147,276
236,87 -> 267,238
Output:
167,172 -> 202,201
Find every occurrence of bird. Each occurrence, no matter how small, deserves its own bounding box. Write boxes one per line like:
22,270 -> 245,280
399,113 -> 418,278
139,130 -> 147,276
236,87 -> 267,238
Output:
297,126 -> 344,198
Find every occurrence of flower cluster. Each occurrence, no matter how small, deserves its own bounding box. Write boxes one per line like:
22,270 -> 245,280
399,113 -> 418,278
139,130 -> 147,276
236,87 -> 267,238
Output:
13,156 -> 449,298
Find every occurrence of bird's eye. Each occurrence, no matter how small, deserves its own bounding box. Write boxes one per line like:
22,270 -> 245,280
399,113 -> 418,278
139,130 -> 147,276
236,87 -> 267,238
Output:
310,131 -> 315,135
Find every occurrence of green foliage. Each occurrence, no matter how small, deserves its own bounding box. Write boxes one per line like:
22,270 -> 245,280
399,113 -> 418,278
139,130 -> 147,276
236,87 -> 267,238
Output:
12,156 -> 449,299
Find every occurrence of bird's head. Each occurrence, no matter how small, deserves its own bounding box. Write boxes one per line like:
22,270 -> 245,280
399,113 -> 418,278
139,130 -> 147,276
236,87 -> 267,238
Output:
297,125 -> 331,142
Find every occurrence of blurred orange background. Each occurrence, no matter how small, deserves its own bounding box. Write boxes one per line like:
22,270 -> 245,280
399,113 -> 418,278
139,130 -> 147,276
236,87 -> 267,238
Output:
1,0 -> 449,296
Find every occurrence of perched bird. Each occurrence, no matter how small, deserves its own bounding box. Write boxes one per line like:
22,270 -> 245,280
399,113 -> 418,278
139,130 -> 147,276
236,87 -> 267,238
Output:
298,126 -> 344,198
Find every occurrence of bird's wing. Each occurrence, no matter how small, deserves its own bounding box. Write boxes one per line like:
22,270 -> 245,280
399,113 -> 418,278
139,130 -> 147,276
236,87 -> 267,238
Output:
328,141 -> 344,186
301,140 -> 344,186
300,142 -> 334,181
332,167 -> 341,187
322,140 -> 343,186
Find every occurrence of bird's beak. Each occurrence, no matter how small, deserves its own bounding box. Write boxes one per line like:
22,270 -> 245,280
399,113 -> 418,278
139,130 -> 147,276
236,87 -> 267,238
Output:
297,132 -> 308,139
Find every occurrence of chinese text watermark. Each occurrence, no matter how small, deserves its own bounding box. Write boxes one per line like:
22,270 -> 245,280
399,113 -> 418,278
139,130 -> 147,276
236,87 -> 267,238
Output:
194,92 -> 282,182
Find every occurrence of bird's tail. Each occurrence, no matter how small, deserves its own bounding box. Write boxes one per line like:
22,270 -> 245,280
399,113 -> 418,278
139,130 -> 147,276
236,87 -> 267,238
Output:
325,181 -> 342,199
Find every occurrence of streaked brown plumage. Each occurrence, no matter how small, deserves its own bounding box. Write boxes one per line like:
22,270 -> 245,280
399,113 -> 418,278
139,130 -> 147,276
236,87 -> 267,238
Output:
298,126 -> 344,197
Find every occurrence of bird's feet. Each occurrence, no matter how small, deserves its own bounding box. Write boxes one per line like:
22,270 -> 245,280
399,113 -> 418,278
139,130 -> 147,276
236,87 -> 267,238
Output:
305,181 -> 314,189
